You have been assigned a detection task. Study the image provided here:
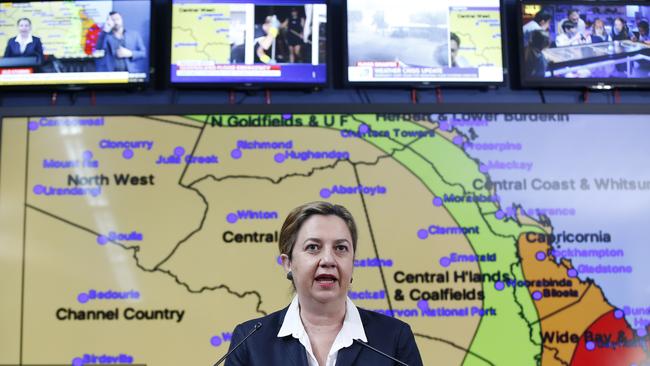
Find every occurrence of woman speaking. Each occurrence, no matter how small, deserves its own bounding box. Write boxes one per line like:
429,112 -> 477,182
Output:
222,201 -> 423,366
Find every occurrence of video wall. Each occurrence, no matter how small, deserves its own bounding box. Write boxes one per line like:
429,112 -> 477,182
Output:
0,0 -> 151,86
1,107 -> 649,365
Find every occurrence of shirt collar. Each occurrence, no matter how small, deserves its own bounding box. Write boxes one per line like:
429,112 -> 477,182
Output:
277,295 -> 368,345
16,34 -> 33,44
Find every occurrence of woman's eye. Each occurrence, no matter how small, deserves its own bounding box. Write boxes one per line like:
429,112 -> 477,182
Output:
306,244 -> 319,251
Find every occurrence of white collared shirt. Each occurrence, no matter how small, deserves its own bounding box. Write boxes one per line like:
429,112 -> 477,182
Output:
15,34 -> 33,54
277,296 -> 367,366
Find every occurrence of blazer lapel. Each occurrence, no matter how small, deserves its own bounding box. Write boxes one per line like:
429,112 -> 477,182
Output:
276,307 -> 309,366
280,336 -> 309,366
335,342 -> 363,366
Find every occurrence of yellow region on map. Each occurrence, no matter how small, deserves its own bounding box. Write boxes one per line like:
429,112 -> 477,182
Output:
171,4 -> 232,64
449,8 -> 503,68
0,2 -> 91,58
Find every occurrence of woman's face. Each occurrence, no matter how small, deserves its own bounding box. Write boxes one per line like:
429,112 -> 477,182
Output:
615,19 -> 623,32
18,20 -> 31,36
282,215 -> 354,305
594,20 -> 604,33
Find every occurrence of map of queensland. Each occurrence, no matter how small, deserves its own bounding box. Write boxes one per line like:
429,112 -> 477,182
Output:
0,113 -> 648,365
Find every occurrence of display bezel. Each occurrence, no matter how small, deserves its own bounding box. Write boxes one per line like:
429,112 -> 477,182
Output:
342,0 -> 508,88
168,0 -> 330,90
0,0 -> 154,91
517,0 -> 650,90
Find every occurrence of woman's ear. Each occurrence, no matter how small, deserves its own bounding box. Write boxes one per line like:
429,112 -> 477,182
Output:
280,253 -> 291,274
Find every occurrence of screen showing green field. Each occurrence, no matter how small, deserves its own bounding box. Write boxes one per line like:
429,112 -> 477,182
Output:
1,113 -> 649,365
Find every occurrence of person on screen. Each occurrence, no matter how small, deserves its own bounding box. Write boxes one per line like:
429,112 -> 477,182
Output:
284,8 -> 305,63
633,20 -> 650,44
524,30 -> 550,78
558,9 -> 586,35
523,10 -> 551,46
96,11 -> 146,73
3,18 -> 44,64
450,32 -> 469,67
555,21 -> 590,47
254,15 -> 280,64
612,17 -> 632,41
590,18 -> 611,43
223,202 -> 423,366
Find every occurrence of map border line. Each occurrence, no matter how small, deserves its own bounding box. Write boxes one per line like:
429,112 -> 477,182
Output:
19,116 -> 31,365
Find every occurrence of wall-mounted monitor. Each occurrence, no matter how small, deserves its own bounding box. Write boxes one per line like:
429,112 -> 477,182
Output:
170,0 -> 327,87
518,1 -> 650,89
344,0 -> 505,87
0,0 -> 152,88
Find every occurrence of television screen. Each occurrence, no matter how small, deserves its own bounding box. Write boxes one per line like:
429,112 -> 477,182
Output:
0,0 -> 151,87
345,0 -> 505,85
519,1 -> 650,88
170,0 -> 327,86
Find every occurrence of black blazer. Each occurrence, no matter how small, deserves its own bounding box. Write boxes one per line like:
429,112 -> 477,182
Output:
224,306 -> 424,366
4,36 -> 44,63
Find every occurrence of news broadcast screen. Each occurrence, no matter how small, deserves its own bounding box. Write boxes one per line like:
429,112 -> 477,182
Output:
520,1 -> 650,87
170,0 -> 327,85
0,0 -> 151,87
346,0 -> 504,85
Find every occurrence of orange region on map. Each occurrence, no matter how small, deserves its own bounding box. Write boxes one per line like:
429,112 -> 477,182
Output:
517,232 -> 613,365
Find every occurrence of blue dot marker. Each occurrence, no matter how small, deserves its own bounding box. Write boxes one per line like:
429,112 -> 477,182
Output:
453,136 -> 463,146
432,197 -> 443,207
417,229 -> 428,240
282,114 -> 292,120
231,149 -> 242,159
28,121 -> 39,131
637,327 -> 647,337
277,256 -> 283,265
494,281 -> 505,291
72,357 -> 83,366
535,251 -> 546,261
226,213 -> 238,224
77,293 -> 89,304
82,150 -> 93,160
495,211 -> 505,220
586,341 -> 596,351
122,149 -> 134,160
439,257 -> 451,268
174,146 -> 185,156
33,185 -> 44,195
614,309 -> 625,319
532,291 -> 543,301
358,124 -> 369,134
319,188 -> 331,199
97,235 -> 108,245
479,164 -> 488,173
210,335 -> 222,347
274,153 -> 285,163
567,268 -> 578,278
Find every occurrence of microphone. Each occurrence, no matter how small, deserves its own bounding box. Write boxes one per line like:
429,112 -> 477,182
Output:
353,338 -> 410,366
213,322 -> 262,366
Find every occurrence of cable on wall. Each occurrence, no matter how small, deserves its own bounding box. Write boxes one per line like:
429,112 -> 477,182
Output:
410,89 -> 418,104
538,89 -> 546,104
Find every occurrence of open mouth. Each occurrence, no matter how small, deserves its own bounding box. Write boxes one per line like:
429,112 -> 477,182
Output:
314,274 -> 338,285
